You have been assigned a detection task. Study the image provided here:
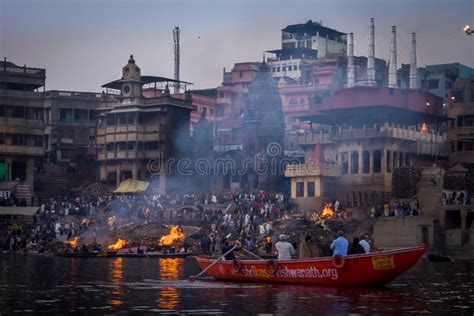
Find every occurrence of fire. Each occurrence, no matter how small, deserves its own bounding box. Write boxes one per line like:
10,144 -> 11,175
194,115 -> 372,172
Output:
321,203 -> 334,218
108,238 -> 127,250
420,122 -> 428,133
67,236 -> 78,248
159,225 -> 185,246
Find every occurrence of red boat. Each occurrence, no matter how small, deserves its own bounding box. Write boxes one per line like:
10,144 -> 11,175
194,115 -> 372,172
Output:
194,244 -> 427,287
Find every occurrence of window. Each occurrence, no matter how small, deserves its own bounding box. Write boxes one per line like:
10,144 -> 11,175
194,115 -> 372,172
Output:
386,150 -> 392,173
373,150 -> 382,173
0,105 -> 4,117
117,114 -> 127,125
145,141 -> 159,150
362,151 -> 370,173
428,79 -> 439,89
272,67 -> 276,73
306,40 -> 311,48
299,99 -> 305,104
341,152 -> 348,174
314,78 -> 320,84
34,135 -> 43,147
296,182 -> 304,197
351,151 -> 359,174
127,113 -> 135,124
106,143 -> 115,151
137,141 -> 144,150
282,66 -> 286,72
0,133 -> 4,145
127,141 -> 136,150
277,67 -> 281,72
11,134 -> 25,146
239,71 -> 243,78
218,91 -> 224,98
289,99 -> 299,106
117,142 -> 126,151
11,106 -> 25,118
106,114 -> 115,126
307,182 -> 315,197
60,109 -> 67,121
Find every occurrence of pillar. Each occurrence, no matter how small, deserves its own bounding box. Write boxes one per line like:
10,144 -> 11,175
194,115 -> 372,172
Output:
358,150 -> 363,174
132,161 -> 138,180
116,164 -> 121,185
26,158 -> 34,186
369,150 -> 374,174
347,151 -> 352,175
6,157 -> 13,181
159,169 -> 166,194
382,148 -> 387,173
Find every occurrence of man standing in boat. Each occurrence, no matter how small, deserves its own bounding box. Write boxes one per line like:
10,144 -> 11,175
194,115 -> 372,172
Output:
275,234 -> 295,259
330,231 -> 349,256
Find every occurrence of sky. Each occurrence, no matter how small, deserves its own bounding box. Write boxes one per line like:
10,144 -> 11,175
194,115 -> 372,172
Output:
1,0 -> 473,92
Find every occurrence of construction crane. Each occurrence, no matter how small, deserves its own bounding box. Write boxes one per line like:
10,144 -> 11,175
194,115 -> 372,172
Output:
173,26 -> 180,93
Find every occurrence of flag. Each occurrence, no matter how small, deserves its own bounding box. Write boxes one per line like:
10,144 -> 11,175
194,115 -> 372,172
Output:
0,163 -> 7,180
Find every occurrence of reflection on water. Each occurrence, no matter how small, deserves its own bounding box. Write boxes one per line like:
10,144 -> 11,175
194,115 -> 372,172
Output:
108,257 -> 123,306
158,258 -> 179,310
0,255 -> 472,314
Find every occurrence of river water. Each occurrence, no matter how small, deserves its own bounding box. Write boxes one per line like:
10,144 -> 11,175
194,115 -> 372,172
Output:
0,255 -> 472,315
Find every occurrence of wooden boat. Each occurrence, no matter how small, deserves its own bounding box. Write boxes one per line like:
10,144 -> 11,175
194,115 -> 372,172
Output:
194,244 -> 427,287
117,251 -> 192,258
55,251 -> 117,258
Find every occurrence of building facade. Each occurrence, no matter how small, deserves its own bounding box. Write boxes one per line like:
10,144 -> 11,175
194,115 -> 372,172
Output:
0,59 -> 45,188
285,86 -> 447,211
447,76 -> 474,164
96,56 -> 195,192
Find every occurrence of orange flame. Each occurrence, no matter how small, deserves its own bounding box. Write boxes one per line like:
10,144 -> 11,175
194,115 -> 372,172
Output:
159,225 -> 185,246
420,122 -> 428,133
67,236 -> 78,248
321,203 -> 334,218
108,238 -> 127,250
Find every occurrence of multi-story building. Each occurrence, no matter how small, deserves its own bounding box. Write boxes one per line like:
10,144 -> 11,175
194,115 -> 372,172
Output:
96,55 -> 195,192
267,20 -> 347,80
447,76 -> 474,164
417,63 -> 473,101
214,62 -> 262,153
43,90 -> 101,163
285,86 -> 447,211
0,58 -> 45,189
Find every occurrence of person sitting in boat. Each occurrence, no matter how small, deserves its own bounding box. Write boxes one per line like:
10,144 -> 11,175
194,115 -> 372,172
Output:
221,238 -> 236,260
330,230 -> 348,256
275,234 -> 295,260
359,235 -> 371,253
81,244 -> 89,253
349,237 -> 365,255
298,235 -> 322,258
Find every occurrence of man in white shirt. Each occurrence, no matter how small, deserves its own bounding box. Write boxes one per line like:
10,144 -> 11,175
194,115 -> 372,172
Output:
275,234 -> 295,260
359,235 -> 371,253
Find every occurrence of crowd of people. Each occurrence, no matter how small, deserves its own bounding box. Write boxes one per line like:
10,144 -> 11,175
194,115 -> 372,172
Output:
371,200 -> 422,218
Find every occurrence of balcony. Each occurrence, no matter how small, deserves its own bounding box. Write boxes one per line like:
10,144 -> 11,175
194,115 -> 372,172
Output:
299,125 -> 447,146
0,145 -> 44,156
285,163 -> 341,178
449,126 -> 474,140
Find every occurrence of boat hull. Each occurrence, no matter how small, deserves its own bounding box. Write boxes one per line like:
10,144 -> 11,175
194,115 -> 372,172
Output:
55,251 -> 117,258
195,244 -> 427,287
116,252 -> 192,258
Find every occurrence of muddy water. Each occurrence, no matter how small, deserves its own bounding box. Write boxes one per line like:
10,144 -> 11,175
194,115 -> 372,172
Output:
0,255 -> 472,314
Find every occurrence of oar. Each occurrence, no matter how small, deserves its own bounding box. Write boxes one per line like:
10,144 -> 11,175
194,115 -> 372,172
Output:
240,248 -> 264,259
189,245 -> 238,282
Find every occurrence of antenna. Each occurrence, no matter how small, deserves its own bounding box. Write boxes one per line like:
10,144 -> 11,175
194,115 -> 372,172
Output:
173,26 -> 180,94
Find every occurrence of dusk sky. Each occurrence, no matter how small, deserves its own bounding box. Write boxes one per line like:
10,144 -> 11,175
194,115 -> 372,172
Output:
1,0 -> 473,92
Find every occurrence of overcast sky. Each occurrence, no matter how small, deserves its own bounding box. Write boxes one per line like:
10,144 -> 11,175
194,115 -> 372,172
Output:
1,0 -> 473,92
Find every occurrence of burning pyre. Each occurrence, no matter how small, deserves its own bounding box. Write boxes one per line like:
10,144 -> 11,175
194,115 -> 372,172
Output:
420,122 -> 428,133
321,203 -> 334,219
159,225 -> 185,246
67,236 -> 78,248
108,238 -> 127,250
